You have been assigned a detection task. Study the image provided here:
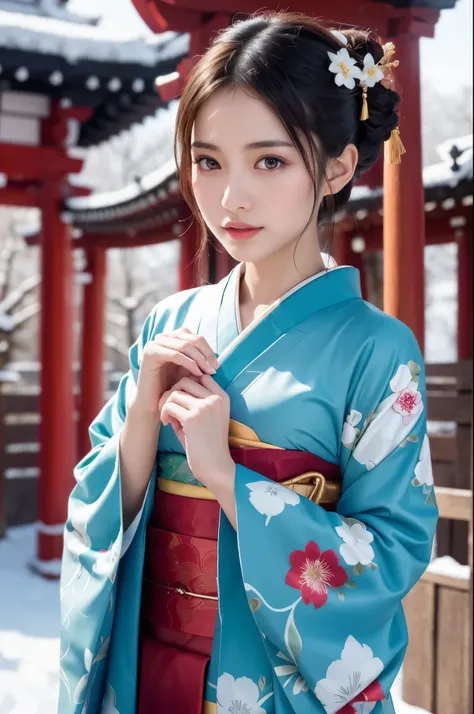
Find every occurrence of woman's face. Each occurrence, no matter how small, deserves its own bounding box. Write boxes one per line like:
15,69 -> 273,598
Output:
190,86 -> 320,265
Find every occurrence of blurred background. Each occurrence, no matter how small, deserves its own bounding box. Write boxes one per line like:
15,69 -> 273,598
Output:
0,1 -> 472,713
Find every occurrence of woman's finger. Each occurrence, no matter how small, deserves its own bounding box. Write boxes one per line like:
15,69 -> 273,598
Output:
175,331 -> 220,369
158,335 -> 216,374
159,346 -> 204,377
158,378 -> 209,411
159,389 -> 199,413
161,401 -> 188,427
168,377 -> 211,399
144,342 -> 204,377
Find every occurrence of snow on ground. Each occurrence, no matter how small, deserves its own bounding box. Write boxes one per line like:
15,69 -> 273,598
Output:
0,526 -> 60,714
0,525 -> 433,714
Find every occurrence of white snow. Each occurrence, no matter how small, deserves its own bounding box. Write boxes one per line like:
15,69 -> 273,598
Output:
66,156 -> 178,211
0,369 -> 19,381
0,9 -> 188,65
0,525 -> 434,714
0,0 -> 97,25
0,525 -> 60,714
427,555 -> 471,581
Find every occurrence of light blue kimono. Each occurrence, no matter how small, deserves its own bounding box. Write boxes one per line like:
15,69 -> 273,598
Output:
58,265 -> 438,714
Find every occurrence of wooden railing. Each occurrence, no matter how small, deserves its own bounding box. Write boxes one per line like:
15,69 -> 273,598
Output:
426,361 -> 472,565
403,486 -> 473,714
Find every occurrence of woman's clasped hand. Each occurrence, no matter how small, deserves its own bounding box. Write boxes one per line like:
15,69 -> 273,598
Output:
133,326 -> 235,489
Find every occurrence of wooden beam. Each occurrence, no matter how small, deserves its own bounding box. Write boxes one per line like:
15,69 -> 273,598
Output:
426,361 -> 473,390
0,143 -> 83,182
427,392 -> 472,424
0,185 -> 40,208
435,487 -> 472,522
430,434 -> 456,463
457,232 -> 473,360
134,0 -> 440,36
75,229 -> 178,250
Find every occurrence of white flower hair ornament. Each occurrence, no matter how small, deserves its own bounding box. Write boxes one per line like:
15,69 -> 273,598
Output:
328,31 -> 406,164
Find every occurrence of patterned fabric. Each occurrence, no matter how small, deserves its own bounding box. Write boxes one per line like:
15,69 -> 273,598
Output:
58,266 -> 438,714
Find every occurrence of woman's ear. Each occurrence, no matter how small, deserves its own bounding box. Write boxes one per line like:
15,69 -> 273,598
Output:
322,144 -> 359,196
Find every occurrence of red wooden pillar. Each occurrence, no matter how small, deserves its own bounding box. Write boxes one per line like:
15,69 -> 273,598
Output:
457,232 -> 473,360
78,245 -> 107,458
383,33 -> 425,352
36,180 -> 76,575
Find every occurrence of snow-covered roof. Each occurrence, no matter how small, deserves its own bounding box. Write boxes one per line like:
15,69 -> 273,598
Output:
349,135 -> 473,208
0,9 -> 188,147
62,134 -> 473,237
66,157 -> 178,211
0,0 -> 98,25
0,9 -> 188,65
436,134 -> 472,163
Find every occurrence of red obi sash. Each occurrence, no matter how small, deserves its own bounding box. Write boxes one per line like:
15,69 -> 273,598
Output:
138,448 -> 341,714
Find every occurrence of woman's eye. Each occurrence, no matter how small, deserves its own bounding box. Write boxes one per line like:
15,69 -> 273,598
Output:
194,156 -> 219,171
257,156 -> 285,171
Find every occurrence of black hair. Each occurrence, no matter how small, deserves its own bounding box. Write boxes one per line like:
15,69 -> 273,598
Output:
176,11 -> 400,251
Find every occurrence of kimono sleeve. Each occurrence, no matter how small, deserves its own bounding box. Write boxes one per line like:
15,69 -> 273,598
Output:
233,326 -> 439,713
58,308 -> 158,713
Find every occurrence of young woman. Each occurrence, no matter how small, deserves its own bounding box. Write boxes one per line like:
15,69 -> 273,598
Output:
58,12 -> 438,714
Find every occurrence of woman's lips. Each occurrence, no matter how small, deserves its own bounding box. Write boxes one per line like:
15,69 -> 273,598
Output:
224,226 -> 263,240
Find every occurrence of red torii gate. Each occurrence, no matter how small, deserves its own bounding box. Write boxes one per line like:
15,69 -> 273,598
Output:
0,0 -> 455,575
0,3 -> 186,571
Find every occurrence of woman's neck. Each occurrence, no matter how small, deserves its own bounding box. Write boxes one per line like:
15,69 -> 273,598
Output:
239,248 -> 326,310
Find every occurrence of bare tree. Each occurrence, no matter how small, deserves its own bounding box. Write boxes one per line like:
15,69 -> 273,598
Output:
105,243 -> 178,369
0,218 -> 40,370
72,102 -> 181,369
79,102 -> 178,192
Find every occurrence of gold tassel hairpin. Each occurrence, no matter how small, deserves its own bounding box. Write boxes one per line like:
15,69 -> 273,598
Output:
360,83 -> 369,121
328,34 -> 406,164
384,127 -> 406,165
359,41 -> 400,122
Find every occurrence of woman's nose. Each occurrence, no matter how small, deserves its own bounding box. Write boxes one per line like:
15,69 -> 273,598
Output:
221,180 -> 251,213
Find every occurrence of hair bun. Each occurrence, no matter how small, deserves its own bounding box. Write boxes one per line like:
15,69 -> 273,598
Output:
329,27 -> 401,180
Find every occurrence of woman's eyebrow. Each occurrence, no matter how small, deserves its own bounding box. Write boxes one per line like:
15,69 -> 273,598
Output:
191,140 -> 294,150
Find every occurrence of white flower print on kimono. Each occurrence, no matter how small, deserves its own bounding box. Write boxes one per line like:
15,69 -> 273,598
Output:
412,434 -> 436,504
66,516 -> 91,559
341,410 -> 363,449
413,435 -> 433,487
247,481 -> 300,526
346,362 -> 424,470
335,518 -> 375,568
315,636 -> 385,714
217,673 -> 267,713
274,651 -> 309,696
102,682 -> 120,714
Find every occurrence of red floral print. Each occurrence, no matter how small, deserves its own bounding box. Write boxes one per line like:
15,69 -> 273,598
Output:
285,541 -> 348,608
392,388 -> 422,417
